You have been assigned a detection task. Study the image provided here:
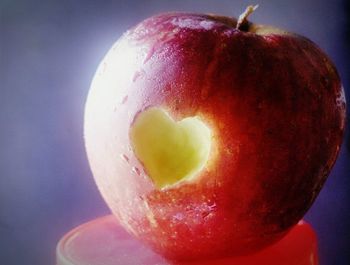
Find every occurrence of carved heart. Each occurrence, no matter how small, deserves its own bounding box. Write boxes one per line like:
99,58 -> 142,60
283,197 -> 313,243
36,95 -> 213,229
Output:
130,107 -> 211,189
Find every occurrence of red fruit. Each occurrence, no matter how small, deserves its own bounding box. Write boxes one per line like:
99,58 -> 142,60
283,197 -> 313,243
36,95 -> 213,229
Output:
84,6 -> 346,261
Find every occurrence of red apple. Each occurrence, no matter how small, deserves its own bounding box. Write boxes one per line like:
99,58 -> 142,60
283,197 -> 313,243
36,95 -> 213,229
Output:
84,6 -> 346,261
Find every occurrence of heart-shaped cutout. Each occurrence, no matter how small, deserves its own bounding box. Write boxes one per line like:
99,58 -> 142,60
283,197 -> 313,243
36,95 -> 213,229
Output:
130,107 -> 211,189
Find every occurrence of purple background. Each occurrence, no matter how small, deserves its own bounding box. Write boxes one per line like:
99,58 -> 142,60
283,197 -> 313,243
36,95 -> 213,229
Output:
0,0 -> 349,264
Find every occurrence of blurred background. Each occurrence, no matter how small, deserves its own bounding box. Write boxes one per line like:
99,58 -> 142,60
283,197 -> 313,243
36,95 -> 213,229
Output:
0,0 -> 349,264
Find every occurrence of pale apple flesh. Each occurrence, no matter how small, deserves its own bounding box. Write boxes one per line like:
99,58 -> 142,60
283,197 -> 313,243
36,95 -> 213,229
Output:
84,12 -> 346,261
130,107 -> 211,189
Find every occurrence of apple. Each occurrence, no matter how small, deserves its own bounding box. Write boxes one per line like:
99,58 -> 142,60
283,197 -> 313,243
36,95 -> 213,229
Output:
84,6 -> 346,261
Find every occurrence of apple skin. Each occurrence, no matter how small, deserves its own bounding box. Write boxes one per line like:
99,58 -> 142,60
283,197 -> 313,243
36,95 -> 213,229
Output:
84,12 -> 346,261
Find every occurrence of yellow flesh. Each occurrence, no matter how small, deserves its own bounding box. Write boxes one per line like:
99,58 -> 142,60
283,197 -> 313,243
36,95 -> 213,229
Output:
130,107 -> 211,189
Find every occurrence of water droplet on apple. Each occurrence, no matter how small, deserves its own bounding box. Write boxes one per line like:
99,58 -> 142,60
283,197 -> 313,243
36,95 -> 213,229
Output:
201,211 -> 212,219
208,202 -> 217,211
170,231 -> 179,239
311,190 -> 317,201
201,86 -> 210,100
143,46 -> 156,64
320,76 -> 329,87
174,99 -> 181,110
161,84 -> 171,94
257,100 -> 264,110
122,95 -> 128,104
99,62 -> 107,75
174,213 -> 184,221
132,71 -> 142,82
120,154 -> 129,163
127,110 -> 133,119
132,166 -> 141,176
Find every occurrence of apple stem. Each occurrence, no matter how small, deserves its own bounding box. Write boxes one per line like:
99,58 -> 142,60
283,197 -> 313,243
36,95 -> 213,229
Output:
236,4 -> 259,30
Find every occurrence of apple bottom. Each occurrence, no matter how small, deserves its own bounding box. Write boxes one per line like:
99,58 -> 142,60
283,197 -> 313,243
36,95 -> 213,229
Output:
56,215 -> 319,265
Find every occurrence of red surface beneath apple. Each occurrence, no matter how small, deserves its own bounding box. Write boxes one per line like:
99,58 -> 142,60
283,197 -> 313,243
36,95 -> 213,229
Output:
56,215 -> 319,265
